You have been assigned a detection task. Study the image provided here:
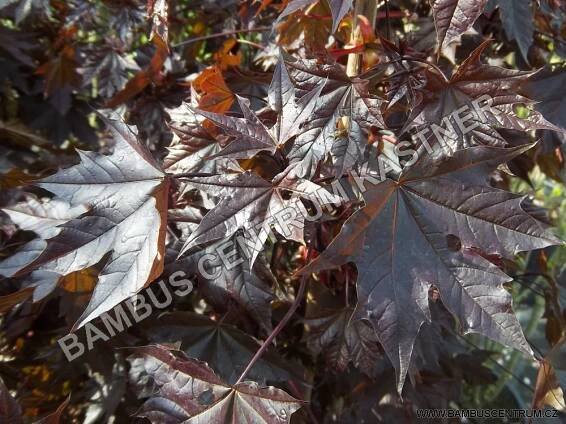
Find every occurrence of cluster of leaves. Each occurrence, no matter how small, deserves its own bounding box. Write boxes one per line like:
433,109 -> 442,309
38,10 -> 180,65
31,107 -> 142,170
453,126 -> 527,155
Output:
0,0 -> 566,422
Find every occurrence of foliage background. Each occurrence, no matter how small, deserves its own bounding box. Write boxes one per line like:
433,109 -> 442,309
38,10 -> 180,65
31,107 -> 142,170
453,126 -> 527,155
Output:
0,0 -> 565,422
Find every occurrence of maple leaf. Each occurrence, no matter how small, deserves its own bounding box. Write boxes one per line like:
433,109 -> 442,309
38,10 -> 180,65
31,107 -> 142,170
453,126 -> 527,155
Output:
378,38 -> 428,107
0,195 -> 87,279
192,66 -> 235,114
269,55 -> 326,147
164,108 -> 226,175
105,35 -> 169,108
178,164 -> 341,263
214,38 -> 242,70
144,312 -> 298,384
0,119 -> 169,328
277,0 -> 350,33
128,345 -> 303,422
171,234 -> 276,333
276,0 -> 332,52
107,2 -> 145,43
81,46 -> 141,98
304,306 -> 382,376
404,40 -> 561,152
301,144 -> 560,392
36,44 -> 81,115
284,55 -> 386,177
430,0 -> 487,50
496,0 -> 534,63
188,55 -> 323,160
191,95 -> 277,160
522,66 -> 566,130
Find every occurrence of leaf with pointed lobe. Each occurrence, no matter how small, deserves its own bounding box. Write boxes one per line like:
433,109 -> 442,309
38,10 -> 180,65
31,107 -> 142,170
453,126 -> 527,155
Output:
276,0 -> 332,52
191,95 -> 277,160
431,0 -> 487,49
497,0 -> 534,64
277,0 -> 351,33
301,144 -> 560,393
404,40 -> 561,153
107,2 -> 145,43
190,56 -> 324,161
268,55 -> 325,146
128,345 -> 303,423
179,164 -> 342,264
327,0 -> 353,32
276,0 -> 313,26
105,35 -> 168,108
165,104 -> 228,175
304,307 -> 382,376
0,119 -> 169,328
192,66 -> 235,114
522,66 -> 566,131
81,47 -> 140,98
144,312 -> 297,384
284,55 -> 386,177
379,38 -> 428,108
213,38 -> 242,70
0,195 -> 87,278
171,234 -> 275,334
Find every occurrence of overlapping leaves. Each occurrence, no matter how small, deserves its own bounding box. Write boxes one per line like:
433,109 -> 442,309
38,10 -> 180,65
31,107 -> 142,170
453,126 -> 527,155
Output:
301,144 -> 559,392
1,0 -> 566,418
0,119 -> 169,329
128,345 -> 303,423
403,40 -> 561,152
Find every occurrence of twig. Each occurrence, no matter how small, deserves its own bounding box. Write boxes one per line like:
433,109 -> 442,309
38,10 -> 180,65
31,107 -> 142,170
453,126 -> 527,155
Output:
173,27 -> 271,48
236,38 -> 266,50
235,249 -> 312,385
401,55 -> 448,81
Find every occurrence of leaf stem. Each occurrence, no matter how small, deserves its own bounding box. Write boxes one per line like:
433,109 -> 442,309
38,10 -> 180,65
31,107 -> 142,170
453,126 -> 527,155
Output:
173,27 -> 271,48
401,56 -> 448,81
235,249 -> 312,385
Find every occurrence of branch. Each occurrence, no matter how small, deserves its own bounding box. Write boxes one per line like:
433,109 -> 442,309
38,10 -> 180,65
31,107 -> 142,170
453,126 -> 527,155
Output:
235,249 -> 312,385
173,27 -> 271,48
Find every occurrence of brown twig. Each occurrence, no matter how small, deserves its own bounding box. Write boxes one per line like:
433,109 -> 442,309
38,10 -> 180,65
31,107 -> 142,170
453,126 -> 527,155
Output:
173,27 -> 271,48
235,249 -> 312,385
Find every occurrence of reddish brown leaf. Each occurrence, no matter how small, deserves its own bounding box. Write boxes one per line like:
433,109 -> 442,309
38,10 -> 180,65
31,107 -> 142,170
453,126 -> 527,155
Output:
106,35 -> 169,108
192,66 -> 235,114
0,288 -> 33,313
